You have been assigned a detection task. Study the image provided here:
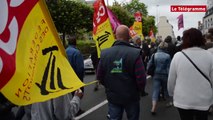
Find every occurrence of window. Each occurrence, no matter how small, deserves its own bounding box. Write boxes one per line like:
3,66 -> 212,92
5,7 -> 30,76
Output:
212,17 -> 213,27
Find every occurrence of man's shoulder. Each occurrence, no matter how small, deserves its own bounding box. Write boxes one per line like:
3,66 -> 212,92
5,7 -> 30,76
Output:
66,46 -> 81,54
103,45 -> 140,52
101,47 -> 112,53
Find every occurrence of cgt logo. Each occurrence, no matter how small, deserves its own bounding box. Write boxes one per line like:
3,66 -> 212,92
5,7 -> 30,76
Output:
93,0 -> 108,34
0,0 -> 25,89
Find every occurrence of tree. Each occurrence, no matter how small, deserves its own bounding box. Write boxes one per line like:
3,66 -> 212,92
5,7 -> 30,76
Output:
109,5 -> 134,27
46,0 -> 93,46
123,0 -> 148,17
109,1 -> 157,36
142,16 -> 157,36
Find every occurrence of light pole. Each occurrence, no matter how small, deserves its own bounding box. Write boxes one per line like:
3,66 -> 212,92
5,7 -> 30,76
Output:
156,4 -> 159,37
156,4 -> 159,25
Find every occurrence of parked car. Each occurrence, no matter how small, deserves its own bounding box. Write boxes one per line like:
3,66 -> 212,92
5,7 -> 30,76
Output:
84,56 -> 95,73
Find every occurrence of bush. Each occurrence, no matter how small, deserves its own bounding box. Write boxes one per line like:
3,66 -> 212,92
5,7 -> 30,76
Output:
77,40 -> 96,59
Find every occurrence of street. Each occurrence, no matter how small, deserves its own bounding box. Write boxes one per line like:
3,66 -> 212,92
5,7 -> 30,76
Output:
75,73 -> 213,120
13,73 -> 213,120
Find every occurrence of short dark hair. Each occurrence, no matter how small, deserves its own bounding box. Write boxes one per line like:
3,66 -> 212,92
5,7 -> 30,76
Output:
158,41 -> 168,51
67,35 -> 76,45
164,36 -> 172,43
182,28 -> 205,49
177,36 -> 181,41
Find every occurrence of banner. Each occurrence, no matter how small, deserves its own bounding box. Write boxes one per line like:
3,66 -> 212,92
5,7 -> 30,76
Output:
93,0 -> 115,58
149,28 -> 156,42
134,11 -> 142,22
107,8 -> 121,34
129,26 -> 137,38
177,14 -> 184,30
0,0 -> 85,105
130,11 -> 144,40
132,22 -> 144,40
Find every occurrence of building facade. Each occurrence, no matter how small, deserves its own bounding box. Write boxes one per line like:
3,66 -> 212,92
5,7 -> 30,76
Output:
207,0 -> 213,9
202,0 -> 213,34
156,16 -> 175,42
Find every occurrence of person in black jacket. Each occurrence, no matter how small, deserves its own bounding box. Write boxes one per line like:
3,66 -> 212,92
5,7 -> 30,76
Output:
96,25 -> 147,120
132,35 -> 149,97
91,47 -> 100,91
164,35 -> 176,59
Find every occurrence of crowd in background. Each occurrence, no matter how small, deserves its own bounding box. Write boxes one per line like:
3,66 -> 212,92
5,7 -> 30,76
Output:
0,27 -> 213,120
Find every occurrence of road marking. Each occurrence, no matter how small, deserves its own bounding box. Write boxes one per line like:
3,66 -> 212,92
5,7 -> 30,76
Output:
74,100 -> 108,120
74,76 -> 151,120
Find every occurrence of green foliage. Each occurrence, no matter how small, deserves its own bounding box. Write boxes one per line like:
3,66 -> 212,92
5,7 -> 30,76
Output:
109,6 -> 134,27
110,0 -> 157,36
46,0 -> 158,53
123,0 -> 148,17
46,0 -> 93,38
110,0 -> 157,35
142,16 -> 157,36
77,40 -> 96,57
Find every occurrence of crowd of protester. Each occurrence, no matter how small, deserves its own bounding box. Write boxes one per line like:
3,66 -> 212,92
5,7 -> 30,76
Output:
0,26 -> 213,120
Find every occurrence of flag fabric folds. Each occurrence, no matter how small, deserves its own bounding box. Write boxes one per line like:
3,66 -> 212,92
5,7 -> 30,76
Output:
134,11 -> 142,22
129,11 -> 144,40
129,26 -> 137,38
149,28 -> 156,42
107,8 -> 121,34
132,22 -> 144,40
93,0 -> 115,58
177,14 -> 184,30
0,0 -> 85,105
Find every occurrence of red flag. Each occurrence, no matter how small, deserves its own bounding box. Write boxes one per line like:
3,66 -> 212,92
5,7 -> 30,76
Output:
93,0 -> 115,58
129,26 -> 137,38
0,0 -> 38,90
134,11 -> 142,22
177,14 -> 184,30
0,0 -> 85,105
93,0 -> 108,35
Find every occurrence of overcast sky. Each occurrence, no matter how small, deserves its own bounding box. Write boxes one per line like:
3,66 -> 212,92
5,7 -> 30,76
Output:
105,0 -> 208,37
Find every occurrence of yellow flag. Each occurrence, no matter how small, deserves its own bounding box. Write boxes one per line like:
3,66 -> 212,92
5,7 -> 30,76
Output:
132,22 -> 144,40
93,0 -> 115,58
0,0 -> 85,105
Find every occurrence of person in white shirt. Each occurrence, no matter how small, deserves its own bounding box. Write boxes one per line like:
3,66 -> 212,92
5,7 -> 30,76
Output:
31,89 -> 83,120
168,28 -> 213,120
